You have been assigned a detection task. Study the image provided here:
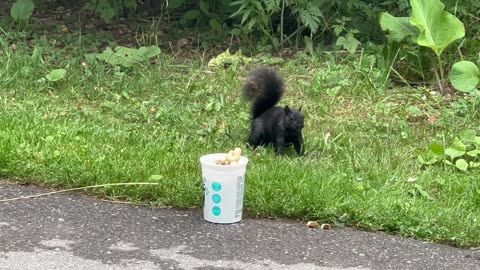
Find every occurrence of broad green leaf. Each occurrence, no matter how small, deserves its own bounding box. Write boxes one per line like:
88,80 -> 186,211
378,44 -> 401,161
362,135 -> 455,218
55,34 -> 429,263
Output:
115,46 -> 137,56
10,0 -> 35,21
84,53 -> 99,63
184,10 -> 201,20
199,0 -> 210,15
336,34 -> 360,54
380,12 -> 419,42
470,161 -> 480,168
333,25 -> 343,36
428,142 -> 445,155
451,137 -> 467,151
409,0 -> 465,56
418,154 -> 433,165
459,129 -> 477,141
450,61 -> 480,93
455,159 -> 468,171
136,46 -> 161,61
474,136 -> 480,146
209,18 -> 222,31
96,46 -> 137,67
95,47 -> 114,60
45,69 -> 66,82
444,137 -> 466,159
418,143 -> 444,165
230,28 -> 242,36
466,149 -> 480,157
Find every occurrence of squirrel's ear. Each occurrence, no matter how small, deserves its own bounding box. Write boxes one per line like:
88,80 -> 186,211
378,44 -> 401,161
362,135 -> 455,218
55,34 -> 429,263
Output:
284,106 -> 292,114
298,106 -> 302,112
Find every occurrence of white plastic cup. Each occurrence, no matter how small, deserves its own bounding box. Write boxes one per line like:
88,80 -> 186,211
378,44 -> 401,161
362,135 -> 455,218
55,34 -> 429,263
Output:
199,153 -> 249,224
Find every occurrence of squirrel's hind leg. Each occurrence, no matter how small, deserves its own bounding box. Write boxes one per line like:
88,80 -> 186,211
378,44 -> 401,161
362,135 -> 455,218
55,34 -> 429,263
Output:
247,120 -> 265,149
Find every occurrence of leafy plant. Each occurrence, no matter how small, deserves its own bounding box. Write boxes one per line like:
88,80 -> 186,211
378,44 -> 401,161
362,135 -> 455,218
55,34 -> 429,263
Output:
418,130 -> 480,171
380,0 -> 465,94
229,0 -> 282,46
36,68 -> 67,86
89,46 -> 161,68
409,0 -> 464,56
207,49 -> 251,69
332,16 -> 361,54
162,0 -> 240,46
10,0 -> 35,25
85,0 -> 137,23
46,69 -> 67,82
178,0 -> 233,34
290,0 -> 323,36
450,61 -> 480,93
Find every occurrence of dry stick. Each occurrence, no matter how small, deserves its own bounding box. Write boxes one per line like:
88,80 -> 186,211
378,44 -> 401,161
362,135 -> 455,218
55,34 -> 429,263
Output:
0,183 -> 160,203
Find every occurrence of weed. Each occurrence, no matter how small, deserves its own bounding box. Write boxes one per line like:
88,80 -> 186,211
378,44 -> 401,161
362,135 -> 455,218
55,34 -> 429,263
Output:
380,0 -> 465,94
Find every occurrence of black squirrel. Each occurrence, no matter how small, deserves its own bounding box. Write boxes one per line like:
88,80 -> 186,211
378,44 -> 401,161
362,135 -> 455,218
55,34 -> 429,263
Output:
243,67 -> 304,155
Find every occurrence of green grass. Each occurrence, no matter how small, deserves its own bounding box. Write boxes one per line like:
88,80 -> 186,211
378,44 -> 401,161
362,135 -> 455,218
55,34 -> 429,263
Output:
1,39 -> 480,247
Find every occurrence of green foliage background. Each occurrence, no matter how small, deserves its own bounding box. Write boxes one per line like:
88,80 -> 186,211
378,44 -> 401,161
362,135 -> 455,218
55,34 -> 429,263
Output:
7,0 -> 479,55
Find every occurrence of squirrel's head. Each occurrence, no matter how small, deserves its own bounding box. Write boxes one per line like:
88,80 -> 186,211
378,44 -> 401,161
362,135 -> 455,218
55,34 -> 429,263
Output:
283,106 -> 304,131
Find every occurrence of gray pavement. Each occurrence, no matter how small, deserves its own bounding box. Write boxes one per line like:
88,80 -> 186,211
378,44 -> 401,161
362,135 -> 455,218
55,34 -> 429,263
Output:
0,180 -> 479,270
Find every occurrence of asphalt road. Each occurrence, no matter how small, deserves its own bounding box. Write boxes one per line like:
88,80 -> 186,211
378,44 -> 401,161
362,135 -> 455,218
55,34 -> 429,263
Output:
0,180 -> 479,270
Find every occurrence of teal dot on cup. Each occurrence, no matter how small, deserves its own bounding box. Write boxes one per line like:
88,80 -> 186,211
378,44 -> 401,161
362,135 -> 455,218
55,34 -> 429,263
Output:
212,194 -> 221,204
212,206 -> 221,216
212,181 -> 222,192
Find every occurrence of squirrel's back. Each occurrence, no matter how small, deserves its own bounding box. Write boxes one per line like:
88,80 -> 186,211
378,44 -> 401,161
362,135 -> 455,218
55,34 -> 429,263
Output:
243,68 -> 284,119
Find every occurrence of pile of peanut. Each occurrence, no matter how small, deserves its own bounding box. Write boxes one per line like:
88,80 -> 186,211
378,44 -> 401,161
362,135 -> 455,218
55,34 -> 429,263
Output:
216,148 -> 242,165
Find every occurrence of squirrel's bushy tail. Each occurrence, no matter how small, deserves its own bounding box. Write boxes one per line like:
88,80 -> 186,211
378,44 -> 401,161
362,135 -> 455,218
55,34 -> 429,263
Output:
243,68 -> 284,119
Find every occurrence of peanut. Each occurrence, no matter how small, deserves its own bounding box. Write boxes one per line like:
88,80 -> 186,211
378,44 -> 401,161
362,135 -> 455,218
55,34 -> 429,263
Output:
215,147 -> 242,165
